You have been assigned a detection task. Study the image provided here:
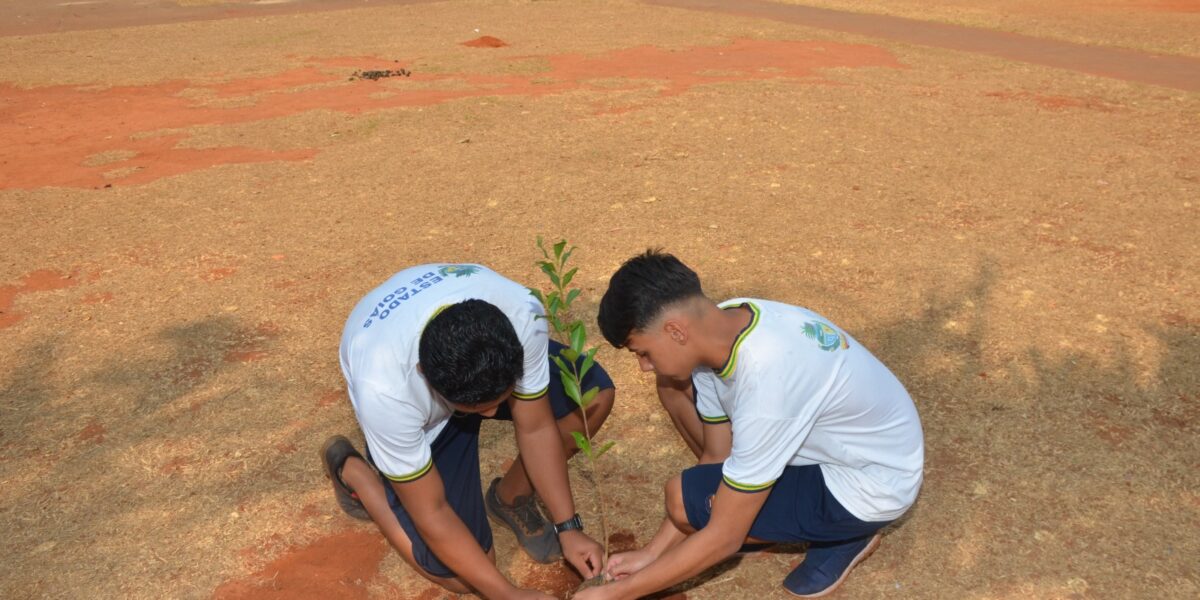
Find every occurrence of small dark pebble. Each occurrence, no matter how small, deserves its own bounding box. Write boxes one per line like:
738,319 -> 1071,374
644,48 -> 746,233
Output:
350,68 -> 412,81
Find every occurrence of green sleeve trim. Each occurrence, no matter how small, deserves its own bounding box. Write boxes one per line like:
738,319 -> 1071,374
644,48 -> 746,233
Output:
383,457 -> 433,483
512,386 -> 548,401
700,413 -> 730,424
722,475 -> 775,493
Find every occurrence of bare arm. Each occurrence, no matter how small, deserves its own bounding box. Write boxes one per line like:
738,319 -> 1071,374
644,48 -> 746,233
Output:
510,394 -> 574,521
590,484 -> 769,600
393,467 -> 542,599
510,394 -> 603,577
697,420 -> 732,465
656,374 -> 705,458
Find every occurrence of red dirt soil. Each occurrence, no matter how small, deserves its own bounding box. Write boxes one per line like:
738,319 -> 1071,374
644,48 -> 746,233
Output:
608,530 -> 640,553
76,421 -> 106,444
462,36 -> 510,48
211,530 -> 388,600
317,389 -> 345,408
0,269 -> 78,329
510,561 -> 583,599
0,40 -> 898,190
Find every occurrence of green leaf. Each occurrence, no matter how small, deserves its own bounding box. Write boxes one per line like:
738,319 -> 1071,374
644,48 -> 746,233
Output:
529,288 -> 545,305
548,295 -> 561,317
571,431 -> 592,457
560,370 -> 582,404
581,386 -> 599,407
593,440 -> 616,458
550,354 -> 569,375
561,246 -> 574,268
570,322 -> 586,353
537,236 -> 550,260
560,347 -> 580,363
554,315 -> 572,336
579,347 -> 596,379
561,267 -> 578,288
553,240 -> 567,260
539,262 -> 561,288
565,288 -> 581,308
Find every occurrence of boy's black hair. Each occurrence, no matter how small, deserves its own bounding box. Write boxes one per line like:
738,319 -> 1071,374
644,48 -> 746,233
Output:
597,250 -> 705,347
418,299 -> 524,406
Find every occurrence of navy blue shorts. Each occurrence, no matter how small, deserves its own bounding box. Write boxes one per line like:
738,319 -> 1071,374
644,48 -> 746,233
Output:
367,340 -> 614,578
681,463 -> 891,544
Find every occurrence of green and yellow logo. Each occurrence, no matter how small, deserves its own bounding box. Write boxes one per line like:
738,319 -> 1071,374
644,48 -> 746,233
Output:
438,265 -> 480,278
803,321 -> 848,352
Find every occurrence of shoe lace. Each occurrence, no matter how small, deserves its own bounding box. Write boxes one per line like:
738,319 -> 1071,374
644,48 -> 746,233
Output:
510,496 -> 547,534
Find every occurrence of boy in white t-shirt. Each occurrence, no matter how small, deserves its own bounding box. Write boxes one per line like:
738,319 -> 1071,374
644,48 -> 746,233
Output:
321,264 -> 616,599
576,251 -> 923,600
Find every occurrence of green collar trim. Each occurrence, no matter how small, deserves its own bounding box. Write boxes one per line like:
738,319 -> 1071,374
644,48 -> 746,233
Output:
715,302 -> 760,379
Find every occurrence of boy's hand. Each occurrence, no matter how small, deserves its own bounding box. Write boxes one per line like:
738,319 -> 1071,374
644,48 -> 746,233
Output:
560,530 -> 604,578
604,548 -> 656,580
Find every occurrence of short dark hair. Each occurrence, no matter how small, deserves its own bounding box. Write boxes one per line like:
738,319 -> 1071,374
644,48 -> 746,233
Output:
418,299 -> 524,406
597,250 -> 704,347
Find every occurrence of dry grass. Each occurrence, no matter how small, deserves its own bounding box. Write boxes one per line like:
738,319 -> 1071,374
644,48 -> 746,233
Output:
0,1 -> 1197,599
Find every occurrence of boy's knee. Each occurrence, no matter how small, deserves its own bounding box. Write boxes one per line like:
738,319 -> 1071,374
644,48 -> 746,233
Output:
408,562 -> 472,594
664,474 -> 690,531
591,388 -> 615,421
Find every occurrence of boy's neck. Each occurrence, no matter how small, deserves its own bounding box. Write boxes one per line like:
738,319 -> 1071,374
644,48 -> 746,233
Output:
695,301 -> 753,370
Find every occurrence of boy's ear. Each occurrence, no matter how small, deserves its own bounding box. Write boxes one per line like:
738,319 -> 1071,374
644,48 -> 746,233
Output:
663,319 -> 687,345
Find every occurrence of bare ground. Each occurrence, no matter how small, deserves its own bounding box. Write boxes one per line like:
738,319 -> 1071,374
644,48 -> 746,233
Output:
0,1 -> 1197,599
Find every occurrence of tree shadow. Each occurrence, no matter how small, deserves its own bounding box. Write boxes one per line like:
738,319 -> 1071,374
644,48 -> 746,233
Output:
0,339 -> 61,426
0,313 -> 301,598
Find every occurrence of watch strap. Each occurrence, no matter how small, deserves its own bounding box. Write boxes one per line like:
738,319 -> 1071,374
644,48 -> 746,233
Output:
552,513 -> 584,535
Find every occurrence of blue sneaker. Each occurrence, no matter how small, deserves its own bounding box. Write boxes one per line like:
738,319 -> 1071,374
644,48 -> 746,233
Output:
783,533 -> 881,597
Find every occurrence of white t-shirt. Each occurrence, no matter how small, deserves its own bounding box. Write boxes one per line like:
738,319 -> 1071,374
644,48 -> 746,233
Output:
693,298 -> 924,522
339,264 -> 550,482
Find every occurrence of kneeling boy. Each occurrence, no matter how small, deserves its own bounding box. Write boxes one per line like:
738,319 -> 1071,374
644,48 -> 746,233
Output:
578,251 -> 922,599
322,263 -> 616,599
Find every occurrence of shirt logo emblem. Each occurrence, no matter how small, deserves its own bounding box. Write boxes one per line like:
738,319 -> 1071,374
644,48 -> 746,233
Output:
803,320 -> 849,351
438,265 -> 480,278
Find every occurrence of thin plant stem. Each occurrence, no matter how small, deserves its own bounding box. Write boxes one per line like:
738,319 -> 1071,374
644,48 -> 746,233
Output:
537,238 -> 613,565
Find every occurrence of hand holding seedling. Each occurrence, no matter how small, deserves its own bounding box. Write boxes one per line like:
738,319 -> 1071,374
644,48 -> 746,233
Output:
603,548 -> 656,581
560,529 -> 604,578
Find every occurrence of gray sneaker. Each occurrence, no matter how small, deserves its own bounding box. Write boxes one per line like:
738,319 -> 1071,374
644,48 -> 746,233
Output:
319,435 -> 371,521
484,477 -> 562,563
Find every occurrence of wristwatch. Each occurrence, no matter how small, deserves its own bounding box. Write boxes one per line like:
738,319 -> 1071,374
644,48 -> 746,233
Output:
552,513 -> 584,535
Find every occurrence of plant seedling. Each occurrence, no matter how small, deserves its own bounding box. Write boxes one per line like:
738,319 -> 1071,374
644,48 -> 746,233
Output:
529,237 -> 617,578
